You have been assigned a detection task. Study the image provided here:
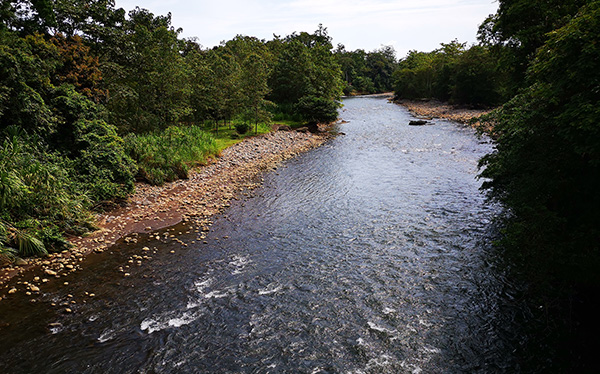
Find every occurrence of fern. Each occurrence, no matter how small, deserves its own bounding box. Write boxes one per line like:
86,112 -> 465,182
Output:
14,230 -> 47,257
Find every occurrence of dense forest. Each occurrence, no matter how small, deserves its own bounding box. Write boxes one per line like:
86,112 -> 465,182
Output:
2,0 -> 599,300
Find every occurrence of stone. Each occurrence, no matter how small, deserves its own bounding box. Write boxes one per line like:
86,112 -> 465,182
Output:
408,120 -> 429,126
15,258 -> 28,266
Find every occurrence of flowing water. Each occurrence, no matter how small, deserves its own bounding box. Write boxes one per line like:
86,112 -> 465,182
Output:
0,97 -> 528,373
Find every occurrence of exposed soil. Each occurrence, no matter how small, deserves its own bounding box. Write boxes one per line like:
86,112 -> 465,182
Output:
0,129 -> 333,297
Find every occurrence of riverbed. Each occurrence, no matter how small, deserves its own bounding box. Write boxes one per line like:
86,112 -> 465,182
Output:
0,96 -> 527,373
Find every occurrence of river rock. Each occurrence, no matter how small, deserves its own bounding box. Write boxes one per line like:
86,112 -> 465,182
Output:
408,120 -> 429,126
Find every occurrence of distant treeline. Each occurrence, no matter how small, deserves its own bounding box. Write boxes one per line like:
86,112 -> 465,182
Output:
392,41 -> 505,107
339,39 -> 509,108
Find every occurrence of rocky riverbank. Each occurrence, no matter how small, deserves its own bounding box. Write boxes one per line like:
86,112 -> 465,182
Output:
395,99 -> 494,132
0,129 -> 333,297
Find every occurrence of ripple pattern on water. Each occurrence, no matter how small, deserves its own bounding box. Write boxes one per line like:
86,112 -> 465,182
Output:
0,97 -> 525,374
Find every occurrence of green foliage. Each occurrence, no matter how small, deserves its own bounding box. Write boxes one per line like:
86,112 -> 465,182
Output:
294,95 -> 340,124
0,31 -> 58,136
479,1 -> 600,284
13,230 -> 47,257
69,118 -> 136,201
393,41 -> 504,107
125,125 -> 218,185
451,46 -> 502,106
478,0 -> 588,96
0,221 -> 15,263
0,129 -> 95,251
235,122 -> 249,135
336,45 -> 397,95
268,25 -> 343,123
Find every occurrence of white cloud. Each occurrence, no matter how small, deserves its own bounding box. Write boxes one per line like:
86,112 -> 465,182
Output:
114,0 -> 498,57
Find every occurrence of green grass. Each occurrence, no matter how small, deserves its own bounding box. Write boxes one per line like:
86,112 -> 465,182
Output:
125,125 -> 220,186
125,117 -> 307,186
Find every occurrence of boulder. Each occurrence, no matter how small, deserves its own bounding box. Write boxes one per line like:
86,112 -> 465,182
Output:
408,120 -> 429,126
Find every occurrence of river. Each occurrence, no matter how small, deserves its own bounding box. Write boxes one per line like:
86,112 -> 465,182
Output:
0,96 -> 528,373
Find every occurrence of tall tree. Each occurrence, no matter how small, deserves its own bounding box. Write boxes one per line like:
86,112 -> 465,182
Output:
104,7 -> 190,133
268,25 -> 343,121
478,0 -> 588,95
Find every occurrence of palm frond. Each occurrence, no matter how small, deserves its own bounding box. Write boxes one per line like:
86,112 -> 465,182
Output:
14,230 -> 47,257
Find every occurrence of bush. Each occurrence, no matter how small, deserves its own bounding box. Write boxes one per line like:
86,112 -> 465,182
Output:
235,122 -> 250,134
0,130 -> 96,257
69,118 -> 137,202
294,95 -> 340,124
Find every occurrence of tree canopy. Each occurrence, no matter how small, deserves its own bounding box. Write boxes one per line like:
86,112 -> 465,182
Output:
479,1 -> 600,284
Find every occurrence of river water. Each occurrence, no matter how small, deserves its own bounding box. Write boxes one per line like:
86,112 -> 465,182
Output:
0,97 -> 528,373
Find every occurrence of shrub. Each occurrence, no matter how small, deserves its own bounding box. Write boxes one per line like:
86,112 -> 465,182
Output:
235,122 -> 250,134
294,95 -> 340,124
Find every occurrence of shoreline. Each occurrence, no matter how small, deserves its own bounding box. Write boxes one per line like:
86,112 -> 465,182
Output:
394,98 -> 494,132
0,129 -> 333,297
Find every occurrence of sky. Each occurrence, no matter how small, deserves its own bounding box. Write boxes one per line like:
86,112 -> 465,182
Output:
113,0 -> 499,58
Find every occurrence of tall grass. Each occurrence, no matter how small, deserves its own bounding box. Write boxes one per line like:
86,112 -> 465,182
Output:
125,125 -> 219,185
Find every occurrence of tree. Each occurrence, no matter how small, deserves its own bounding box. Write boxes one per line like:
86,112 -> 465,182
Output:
0,0 -> 56,34
268,25 -> 343,121
450,45 -> 501,106
479,1 -> 600,283
104,7 -> 191,133
478,0 -> 588,95
239,52 -> 272,133
365,46 -> 396,92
